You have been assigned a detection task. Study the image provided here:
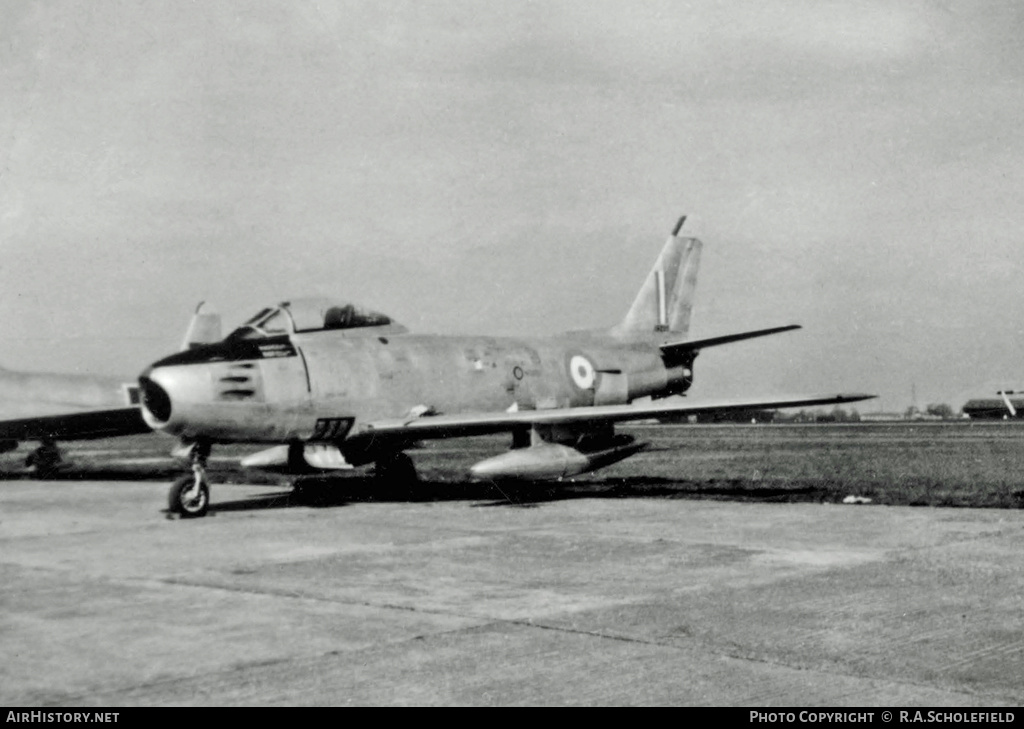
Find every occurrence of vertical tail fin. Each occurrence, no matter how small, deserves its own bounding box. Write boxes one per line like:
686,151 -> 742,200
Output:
612,216 -> 702,338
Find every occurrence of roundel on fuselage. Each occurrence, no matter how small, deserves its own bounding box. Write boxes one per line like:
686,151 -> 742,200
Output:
568,354 -> 596,390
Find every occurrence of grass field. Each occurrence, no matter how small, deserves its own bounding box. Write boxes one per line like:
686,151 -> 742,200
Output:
3,421 -> 1023,509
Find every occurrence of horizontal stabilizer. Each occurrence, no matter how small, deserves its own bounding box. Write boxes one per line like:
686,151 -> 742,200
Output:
661,325 -> 801,360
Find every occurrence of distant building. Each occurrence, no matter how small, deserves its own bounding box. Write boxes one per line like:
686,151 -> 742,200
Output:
663,409 -> 777,424
700,408 -> 777,424
859,412 -> 905,422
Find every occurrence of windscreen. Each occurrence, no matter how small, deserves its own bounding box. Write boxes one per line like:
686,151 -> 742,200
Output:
228,307 -> 292,340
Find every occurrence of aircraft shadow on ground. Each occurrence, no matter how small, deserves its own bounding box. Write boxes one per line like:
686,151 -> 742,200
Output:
0,465 -> 282,485
0,466 -> 186,482
200,475 -> 831,515
0,463 -> 834,512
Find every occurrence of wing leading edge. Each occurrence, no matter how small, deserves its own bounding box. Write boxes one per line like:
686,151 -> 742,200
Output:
359,392 -> 875,441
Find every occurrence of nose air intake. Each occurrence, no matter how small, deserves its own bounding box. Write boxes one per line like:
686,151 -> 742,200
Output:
139,375 -> 172,426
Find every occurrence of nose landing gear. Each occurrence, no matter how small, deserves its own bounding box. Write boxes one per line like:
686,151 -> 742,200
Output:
168,440 -> 211,518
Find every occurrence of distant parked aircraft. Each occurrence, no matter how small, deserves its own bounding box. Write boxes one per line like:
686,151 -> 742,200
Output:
0,366 -> 147,473
962,390 -> 1024,419
139,217 -> 874,517
0,304 -> 222,473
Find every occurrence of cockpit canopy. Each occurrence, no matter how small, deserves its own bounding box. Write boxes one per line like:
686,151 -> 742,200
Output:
229,297 -> 404,340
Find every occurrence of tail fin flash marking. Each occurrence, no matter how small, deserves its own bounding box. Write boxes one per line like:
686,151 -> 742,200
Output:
614,216 -> 702,337
656,269 -> 668,331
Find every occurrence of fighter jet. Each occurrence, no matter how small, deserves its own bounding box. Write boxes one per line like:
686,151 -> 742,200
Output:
0,304 -> 223,474
962,390 -> 1024,419
139,217 -> 874,517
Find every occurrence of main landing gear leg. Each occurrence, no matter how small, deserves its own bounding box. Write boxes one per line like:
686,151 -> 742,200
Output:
375,451 -> 419,487
168,440 -> 212,518
27,438 -> 63,477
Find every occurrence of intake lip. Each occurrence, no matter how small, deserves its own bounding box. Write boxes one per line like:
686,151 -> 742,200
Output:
138,374 -> 172,426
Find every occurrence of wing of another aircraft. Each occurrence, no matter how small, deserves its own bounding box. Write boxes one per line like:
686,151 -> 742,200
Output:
0,369 -> 150,462
0,371 -> 149,471
0,407 -> 149,442
358,392 -> 875,441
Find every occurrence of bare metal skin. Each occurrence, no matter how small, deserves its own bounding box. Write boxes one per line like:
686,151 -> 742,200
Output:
139,218 -> 873,517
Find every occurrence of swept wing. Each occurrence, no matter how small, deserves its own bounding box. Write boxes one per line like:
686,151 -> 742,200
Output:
358,392 -> 875,441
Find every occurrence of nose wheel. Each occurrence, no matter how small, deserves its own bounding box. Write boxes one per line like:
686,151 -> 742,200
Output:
168,471 -> 210,518
168,440 -> 211,518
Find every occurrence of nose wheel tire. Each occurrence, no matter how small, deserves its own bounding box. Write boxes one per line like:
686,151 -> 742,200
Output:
169,473 -> 210,518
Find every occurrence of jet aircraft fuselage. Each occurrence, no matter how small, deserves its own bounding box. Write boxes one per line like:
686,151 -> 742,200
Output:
141,317 -> 693,452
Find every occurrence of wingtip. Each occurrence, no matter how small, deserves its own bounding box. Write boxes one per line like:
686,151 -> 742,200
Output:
839,393 -> 877,403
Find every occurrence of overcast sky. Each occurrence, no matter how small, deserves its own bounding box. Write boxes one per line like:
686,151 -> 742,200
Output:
2,1 -> 1023,411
